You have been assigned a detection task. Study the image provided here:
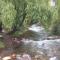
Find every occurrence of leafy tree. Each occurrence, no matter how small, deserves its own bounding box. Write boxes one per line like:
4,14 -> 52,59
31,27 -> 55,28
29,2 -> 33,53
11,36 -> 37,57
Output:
0,0 -> 60,36
0,0 -> 16,33
24,0 -> 52,30
49,0 -> 60,35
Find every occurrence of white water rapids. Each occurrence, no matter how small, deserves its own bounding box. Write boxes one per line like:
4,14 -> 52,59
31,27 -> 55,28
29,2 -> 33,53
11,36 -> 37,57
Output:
21,24 -> 60,60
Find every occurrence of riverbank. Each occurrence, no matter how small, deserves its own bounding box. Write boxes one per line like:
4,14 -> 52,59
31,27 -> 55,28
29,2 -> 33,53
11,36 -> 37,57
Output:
1,52 -> 49,60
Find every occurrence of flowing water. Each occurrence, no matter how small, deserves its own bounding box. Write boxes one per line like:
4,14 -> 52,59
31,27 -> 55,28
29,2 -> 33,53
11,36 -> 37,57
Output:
17,24 -> 60,60
1,24 -> 60,60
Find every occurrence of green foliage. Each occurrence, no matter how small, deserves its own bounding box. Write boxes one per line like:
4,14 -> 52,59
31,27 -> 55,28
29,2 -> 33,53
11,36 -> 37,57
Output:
0,0 -> 60,35
0,42 -> 5,48
24,0 -> 52,30
49,0 -> 60,35
2,3 -> 16,32
0,39 -> 5,48
24,0 -> 60,35
12,0 -> 27,31
0,0 -> 16,32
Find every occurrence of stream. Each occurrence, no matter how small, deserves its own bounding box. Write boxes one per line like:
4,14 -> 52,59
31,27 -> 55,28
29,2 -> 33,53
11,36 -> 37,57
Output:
0,24 -> 60,60
15,24 -> 60,60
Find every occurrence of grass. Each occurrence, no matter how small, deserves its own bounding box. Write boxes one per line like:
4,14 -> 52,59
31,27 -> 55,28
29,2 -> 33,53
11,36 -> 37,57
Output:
0,40 -> 5,48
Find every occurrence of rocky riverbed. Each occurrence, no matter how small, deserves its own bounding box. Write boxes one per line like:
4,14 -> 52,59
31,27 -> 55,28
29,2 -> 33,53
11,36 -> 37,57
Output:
0,24 -> 60,60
